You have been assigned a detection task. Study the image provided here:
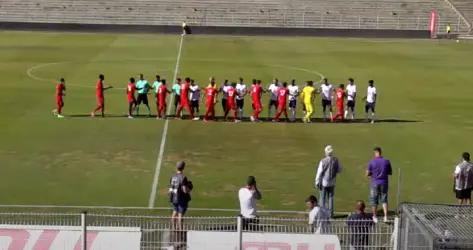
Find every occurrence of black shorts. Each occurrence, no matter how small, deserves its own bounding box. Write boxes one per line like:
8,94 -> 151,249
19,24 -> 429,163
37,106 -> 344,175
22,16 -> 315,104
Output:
322,99 -> 332,111
456,189 -> 472,199
137,94 -> 149,105
242,217 -> 259,231
222,98 -> 227,109
365,102 -> 376,113
183,26 -> 192,35
269,99 -> 278,107
289,100 -> 297,109
191,100 -> 199,108
174,95 -> 180,106
236,99 -> 244,109
347,100 -> 355,109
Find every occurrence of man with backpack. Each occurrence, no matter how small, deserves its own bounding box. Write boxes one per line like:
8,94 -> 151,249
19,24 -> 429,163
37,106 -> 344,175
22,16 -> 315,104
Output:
315,145 -> 342,218
453,152 -> 473,205
169,161 -> 193,223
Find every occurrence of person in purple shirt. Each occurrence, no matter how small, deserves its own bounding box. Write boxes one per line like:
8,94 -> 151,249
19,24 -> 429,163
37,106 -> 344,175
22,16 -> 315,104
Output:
366,147 -> 392,223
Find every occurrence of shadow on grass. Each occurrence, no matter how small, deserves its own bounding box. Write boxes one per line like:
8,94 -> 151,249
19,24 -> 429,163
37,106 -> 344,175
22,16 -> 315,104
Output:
68,114 -> 156,119
65,114 -> 422,123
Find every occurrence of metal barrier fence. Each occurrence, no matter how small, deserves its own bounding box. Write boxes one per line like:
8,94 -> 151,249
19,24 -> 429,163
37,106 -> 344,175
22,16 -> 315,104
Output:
398,203 -> 473,250
0,211 -> 397,249
184,10 -> 469,33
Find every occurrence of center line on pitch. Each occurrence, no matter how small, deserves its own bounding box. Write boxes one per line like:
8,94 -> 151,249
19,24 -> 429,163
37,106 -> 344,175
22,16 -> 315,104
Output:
148,34 -> 185,208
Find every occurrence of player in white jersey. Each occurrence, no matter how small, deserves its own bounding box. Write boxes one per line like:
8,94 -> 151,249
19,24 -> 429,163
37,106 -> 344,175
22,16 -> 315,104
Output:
345,78 -> 357,120
320,78 -> 334,121
364,80 -> 377,124
267,78 -> 280,119
219,80 -> 230,114
287,79 -> 300,122
236,78 -> 248,121
189,79 -> 201,120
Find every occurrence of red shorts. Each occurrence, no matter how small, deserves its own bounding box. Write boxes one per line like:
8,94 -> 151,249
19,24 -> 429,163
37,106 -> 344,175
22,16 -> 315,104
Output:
206,101 -> 214,108
128,97 -> 136,104
181,101 -> 190,107
56,96 -> 63,106
253,100 -> 262,110
336,104 -> 344,113
97,97 -> 104,106
227,102 -> 236,110
278,103 -> 286,110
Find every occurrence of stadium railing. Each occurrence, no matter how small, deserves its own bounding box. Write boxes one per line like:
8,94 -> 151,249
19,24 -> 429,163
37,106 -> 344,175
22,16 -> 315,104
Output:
0,211 -> 398,249
0,0 -> 469,33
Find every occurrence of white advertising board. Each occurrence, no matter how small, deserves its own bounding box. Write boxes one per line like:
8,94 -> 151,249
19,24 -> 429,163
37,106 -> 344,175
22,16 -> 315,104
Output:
0,225 -> 141,250
187,231 -> 341,250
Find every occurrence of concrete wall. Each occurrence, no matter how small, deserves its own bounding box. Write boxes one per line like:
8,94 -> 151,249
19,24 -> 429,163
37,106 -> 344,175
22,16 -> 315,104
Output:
0,22 -> 431,38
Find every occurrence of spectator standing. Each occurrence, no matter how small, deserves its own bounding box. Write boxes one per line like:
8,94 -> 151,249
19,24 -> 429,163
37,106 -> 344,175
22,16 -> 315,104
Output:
347,200 -> 374,250
306,195 -> 330,233
238,176 -> 262,230
168,161 -> 193,224
315,145 -> 342,217
453,152 -> 473,205
366,147 -> 392,223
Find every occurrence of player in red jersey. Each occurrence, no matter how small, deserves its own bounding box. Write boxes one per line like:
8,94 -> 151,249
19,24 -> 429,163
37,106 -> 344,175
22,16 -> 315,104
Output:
157,79 -> 171,119
224,82 -> 238,122
126,77 -> 137,118
333,84 -> 346,122
91,74 -> 113,118
175,77 -> 194,119
250,80 -> 263,122
53,78 -> 66,118
203,78 -> 218,121
274,82 -> 289,122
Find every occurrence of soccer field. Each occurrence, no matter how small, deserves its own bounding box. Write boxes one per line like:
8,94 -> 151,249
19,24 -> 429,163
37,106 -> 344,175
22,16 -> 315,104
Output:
1,30 -> 473,215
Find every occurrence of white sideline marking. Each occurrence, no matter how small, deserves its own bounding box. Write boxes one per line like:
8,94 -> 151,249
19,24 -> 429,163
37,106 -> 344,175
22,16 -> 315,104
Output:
147,34 -> 185,208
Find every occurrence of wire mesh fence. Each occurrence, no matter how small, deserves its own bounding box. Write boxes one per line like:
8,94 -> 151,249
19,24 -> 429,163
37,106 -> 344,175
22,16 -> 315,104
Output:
0,210 -> 397,249
399,203 -> 473,250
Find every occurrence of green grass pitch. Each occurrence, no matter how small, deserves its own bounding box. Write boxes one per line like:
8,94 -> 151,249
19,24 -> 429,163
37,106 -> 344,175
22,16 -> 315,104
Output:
1,30 -> 473,215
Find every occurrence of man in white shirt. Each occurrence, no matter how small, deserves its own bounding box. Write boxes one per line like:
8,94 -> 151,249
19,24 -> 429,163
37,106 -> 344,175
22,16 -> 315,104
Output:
267,78 -> 280,119
287,79 -> 299,122
189,79 -> 200,120
238,176 -> 262,230
345,78 -> 357,120
364,80 -> 377,124
236,78 -> 248,121
320,78 -> 333,121
453,152 -> 473,205
306,195 -> 330,233
315,145 -> 342,217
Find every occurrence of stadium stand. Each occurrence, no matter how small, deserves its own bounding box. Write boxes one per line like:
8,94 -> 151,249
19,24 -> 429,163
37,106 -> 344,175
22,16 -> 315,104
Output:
0,0 -> 469,32
447,0 -> 473,32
